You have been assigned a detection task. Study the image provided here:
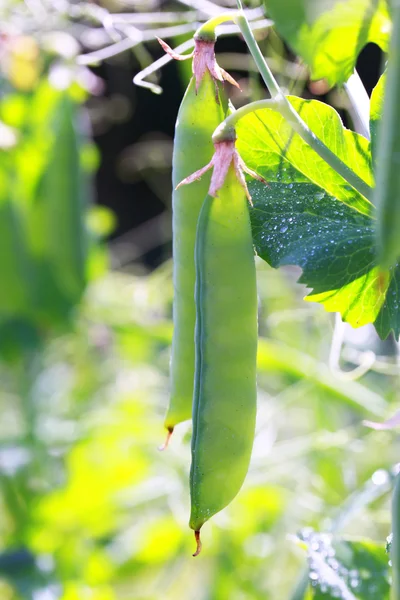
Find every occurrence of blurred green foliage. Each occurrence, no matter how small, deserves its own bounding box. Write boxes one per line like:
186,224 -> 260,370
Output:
264,0 -> 390,87
0,260 -> 398,599
0,5 -> 398,599
0,81 -> 87,357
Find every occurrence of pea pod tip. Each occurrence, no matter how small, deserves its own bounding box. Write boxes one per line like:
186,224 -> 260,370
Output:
192,530 -> 202,557
158,427 -> 173,451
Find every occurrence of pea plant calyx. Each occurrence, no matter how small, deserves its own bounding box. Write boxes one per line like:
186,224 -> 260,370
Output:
177,130 -> 266,201
157,19 -> 239,93
191,36 -> 239,93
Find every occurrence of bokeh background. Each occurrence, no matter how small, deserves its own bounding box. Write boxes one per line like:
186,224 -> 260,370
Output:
0,1 -> 397,599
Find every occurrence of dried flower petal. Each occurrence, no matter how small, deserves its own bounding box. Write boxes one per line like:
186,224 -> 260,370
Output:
157,35 -> 239,91
176,160 -> 214,188
209,141 -> 235,196
156,37 -> 193,61
193,38 -> 240,92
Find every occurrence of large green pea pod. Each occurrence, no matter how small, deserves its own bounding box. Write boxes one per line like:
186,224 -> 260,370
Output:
166,66 -> 228,435
190,166 -> 258,553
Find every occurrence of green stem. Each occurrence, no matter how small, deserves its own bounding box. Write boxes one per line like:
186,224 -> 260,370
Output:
374,2 -> 400,268
232,9 -> 373,203
213,98 -> 279,141
195,12 -> 236,40
392,472 -> 400,600
235,11 -> 282,97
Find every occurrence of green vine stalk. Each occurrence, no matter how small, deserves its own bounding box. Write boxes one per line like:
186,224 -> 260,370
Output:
232,2 -> 374,203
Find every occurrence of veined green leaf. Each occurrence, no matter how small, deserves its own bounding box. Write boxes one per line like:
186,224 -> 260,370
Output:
236,93 -> 400,338
247,178 -> 400,339
236,97 -> 374,217
306,267 -> 388,328
264,0 -> 391,87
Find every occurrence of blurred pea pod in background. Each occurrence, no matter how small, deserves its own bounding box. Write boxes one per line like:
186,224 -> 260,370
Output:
0,47 -> 107,359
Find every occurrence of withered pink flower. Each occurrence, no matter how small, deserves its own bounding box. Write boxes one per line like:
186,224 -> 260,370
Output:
157,35 -> 239,92
176,134 -> 266,203
192,37 -> 239,92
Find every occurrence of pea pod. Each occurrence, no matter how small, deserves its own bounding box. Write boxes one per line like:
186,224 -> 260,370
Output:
164,39 -> 232,438
190,164 -> 258,553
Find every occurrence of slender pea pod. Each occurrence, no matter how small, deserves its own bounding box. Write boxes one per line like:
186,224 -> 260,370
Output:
392,473 -> 400,600
161,26 -> 239,440
190,165 -> 258,553
167,73 -> 228,436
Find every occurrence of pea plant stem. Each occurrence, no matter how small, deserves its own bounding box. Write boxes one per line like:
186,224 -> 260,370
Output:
196,11 -> 237,37
374,0 -> 400,269
212,98 -> 279,140
392,472 -> 400,600
232,6 -> 373,203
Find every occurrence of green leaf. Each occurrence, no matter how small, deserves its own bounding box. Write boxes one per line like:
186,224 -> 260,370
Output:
249,182 -> 374,294
236,97 -> 374,217
249,180 -> 386,323
298,531 -> 390,599
236,95 -> 400,338
248,179 -> 400,337
264,0 -> 391,87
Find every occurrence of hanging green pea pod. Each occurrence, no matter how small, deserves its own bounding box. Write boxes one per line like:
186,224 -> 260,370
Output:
179,132 -> 264,555
158,27 -> 238,444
